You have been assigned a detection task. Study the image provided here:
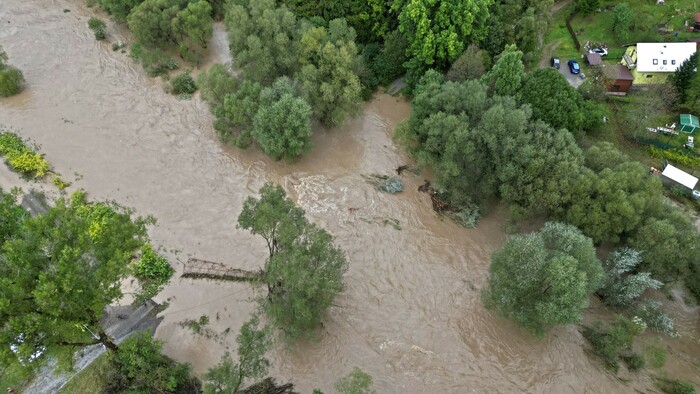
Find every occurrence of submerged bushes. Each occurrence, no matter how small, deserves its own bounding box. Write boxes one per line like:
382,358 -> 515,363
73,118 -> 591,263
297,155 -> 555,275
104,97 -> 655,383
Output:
0,46 -> 24,97
0,131 -> 49,178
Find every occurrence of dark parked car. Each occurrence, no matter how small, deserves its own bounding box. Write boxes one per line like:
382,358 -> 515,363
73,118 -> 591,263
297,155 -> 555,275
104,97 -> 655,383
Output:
567,60 -> 580,74
589,47 -> 608,56
551,56 -> 560,69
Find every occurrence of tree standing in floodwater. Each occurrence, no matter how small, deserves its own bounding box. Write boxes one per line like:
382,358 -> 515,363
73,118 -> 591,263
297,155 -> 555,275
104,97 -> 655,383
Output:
238,183 -> 348,340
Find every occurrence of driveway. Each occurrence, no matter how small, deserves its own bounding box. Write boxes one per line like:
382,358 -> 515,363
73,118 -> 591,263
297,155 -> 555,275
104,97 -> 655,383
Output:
556,61 -> 586,88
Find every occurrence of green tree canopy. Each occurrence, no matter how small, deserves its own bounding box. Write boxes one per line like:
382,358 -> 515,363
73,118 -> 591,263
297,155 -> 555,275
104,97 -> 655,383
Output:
253,77 -> 313,161
215,79 -> 263,147
0,46 -> 24,98
578,0 -> 600,15
97,0 -> 144,22
483,44 -> 524,97
485,0 -> 552,65
105,332 -> 199,393
598,247 -> 662,309
446,44 -> 489,82
238,184 -> 348,339
403,72 -> 584,219
296,19 -> 362,126
0,191 -> 151,367
172,0 -> 214,62
225,0 -> 300,84
483,222 -> 603,337
563,161 -> 663,244
630,210 -> 699,282
519,68 -> 588,133
672,52 -> 699,102
204,315 -> 271,394
334,367 -> 376,394
127,0 -> 186,48
611,3 -> 633,40
0,189 -> 26,243
197,64 -> 239,108
393,0 -> 491,69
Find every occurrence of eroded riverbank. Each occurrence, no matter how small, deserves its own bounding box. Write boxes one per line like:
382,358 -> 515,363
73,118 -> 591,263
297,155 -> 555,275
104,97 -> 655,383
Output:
1,1 -> 698,392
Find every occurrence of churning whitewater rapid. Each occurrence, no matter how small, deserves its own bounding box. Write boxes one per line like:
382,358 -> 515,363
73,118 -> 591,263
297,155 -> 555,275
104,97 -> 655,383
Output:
1,1 -> 698,392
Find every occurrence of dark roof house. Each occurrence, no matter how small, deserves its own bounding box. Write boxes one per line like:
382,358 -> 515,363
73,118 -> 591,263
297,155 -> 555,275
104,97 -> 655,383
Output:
602,64 -> 634,94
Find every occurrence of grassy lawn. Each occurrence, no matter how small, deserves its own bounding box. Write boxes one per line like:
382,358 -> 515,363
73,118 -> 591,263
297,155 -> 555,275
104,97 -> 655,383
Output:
57,353 -> 110,394
0,362 -> 34,393
545,0 -> 699,66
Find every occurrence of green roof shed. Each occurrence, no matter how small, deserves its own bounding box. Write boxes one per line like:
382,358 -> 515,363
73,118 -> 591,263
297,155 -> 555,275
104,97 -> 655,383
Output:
680,114 -> 699,133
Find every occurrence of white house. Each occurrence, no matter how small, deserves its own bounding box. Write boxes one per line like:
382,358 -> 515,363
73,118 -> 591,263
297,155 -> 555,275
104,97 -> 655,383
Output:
635,42 -> 697,72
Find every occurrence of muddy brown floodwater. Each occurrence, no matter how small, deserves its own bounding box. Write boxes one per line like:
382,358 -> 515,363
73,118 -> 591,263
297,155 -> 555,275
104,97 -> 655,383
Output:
1,1 -> 698,393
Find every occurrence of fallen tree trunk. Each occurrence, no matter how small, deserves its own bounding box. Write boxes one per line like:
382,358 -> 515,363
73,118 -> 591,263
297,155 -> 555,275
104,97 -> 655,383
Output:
240,377 -> 295,394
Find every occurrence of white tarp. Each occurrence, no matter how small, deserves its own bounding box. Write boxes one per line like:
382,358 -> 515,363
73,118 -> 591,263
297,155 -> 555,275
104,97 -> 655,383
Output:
662,164 -> 699,189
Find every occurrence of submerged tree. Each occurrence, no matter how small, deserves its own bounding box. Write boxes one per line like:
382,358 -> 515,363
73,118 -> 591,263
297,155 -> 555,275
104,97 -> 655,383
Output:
598,247 -> 662,309
483,222 -> 603,337
238,183 -> 348,339
204,315 -> 272,394
0,191 -> 151,367
0,46 -> 25,97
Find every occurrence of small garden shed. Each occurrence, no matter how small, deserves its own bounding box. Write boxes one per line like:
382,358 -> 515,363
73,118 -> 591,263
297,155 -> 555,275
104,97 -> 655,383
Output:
680,114 -> 699,133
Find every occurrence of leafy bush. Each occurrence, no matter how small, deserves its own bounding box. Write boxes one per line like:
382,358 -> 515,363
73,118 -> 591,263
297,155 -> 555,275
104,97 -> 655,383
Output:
582,316 -> 645,372
0,131 -> 49,178
132,244 -> 174,301
657,379 -> 696,394
130,43 -> 179,77
196,64 -> 237,107
87,17 -> 106,40
622,353 -> 645,371
598,247 -> 662,309
105,332 -> 200,393
52,176 -> 72,190
644,345 -> 667,368
335,367 -> 376,394
649,147 -> 700,168
0,67 -> 24,97
636,300 -> 677,337
170,72 -> 197,95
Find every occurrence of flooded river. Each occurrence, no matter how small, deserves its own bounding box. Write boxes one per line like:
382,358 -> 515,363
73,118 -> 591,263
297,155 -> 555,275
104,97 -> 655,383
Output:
1,1 -> 698,392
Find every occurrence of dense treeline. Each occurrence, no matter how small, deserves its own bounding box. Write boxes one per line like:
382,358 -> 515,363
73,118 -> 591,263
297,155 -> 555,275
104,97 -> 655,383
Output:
395,42 -> 700,340
95,0 -> 214,74
191,0 -> 562,159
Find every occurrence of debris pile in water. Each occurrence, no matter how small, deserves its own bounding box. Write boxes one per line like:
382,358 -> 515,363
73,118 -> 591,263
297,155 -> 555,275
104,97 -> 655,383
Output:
363,174 -> 404,194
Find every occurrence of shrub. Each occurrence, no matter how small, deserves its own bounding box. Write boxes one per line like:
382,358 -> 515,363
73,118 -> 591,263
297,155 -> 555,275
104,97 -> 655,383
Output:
657,379 -> 697,394
0,131 -> 49,178
0,67 -> 24,97
105,332 -> 200,393
170,72 -> 196,95
132,244 -> 174,301
622,353 -> 645,371
87,17 -> 107,40
636,300 -> 677,337
582,316 -> 645,372
598,247 -> 662,309
649,146 -> 700,168
52,176 -> 72,190
644,346 -> 667,368
130,43 -> 179,77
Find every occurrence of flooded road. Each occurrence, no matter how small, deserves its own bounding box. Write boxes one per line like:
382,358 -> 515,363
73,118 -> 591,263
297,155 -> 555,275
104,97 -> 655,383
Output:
1,1 -> 698,392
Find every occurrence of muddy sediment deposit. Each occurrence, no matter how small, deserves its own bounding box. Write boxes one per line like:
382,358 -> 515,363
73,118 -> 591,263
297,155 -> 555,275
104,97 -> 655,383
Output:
1,1 -> 698,392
